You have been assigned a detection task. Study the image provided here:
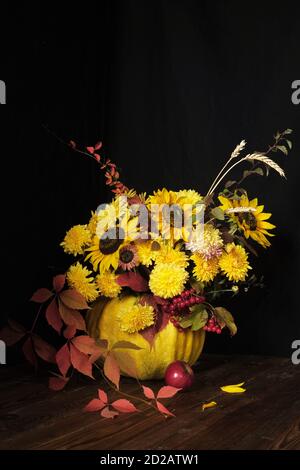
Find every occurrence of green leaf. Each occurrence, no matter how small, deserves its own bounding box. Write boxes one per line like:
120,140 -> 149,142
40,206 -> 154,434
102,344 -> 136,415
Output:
283,128 -> 293,135
179,304 -> 208,331
214,306 -> 237,336
190,279 -> 204,293
225,180 -> 236,189
276,145 -> 288,155
191,309 -> 208,331
242,167 -> 264,179
286,139 -> 292,150
211,207 -> 225,220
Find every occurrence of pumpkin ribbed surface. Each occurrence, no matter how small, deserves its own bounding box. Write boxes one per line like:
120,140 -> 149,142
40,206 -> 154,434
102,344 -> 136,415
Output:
87,295 -> 205,380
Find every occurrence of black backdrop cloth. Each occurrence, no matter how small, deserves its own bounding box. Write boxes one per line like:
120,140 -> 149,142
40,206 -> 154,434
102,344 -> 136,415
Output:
1,1 -> 300,358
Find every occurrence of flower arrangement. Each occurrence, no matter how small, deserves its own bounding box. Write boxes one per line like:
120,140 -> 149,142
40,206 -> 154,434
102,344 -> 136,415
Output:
1,129 -> 292,418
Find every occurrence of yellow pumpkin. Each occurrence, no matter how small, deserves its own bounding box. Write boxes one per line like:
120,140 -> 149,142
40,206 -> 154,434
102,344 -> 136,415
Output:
87,295 -> 205,380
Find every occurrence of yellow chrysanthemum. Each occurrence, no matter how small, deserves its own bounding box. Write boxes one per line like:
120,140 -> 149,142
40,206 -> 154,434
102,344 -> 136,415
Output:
149,263 -> 188,298
153,242 -> 189,268
146,188 -> 195,242
177,189 -> 202,205
219,243 -> 251,282
136,240 -> 156,267
66,262 -> 99,302
191,253 -> 219,283
61,225 -> 92,256
96,271 -> 122,298
218,195 -> 275,248
87,211 -> 99,236
118,303 -> 155,333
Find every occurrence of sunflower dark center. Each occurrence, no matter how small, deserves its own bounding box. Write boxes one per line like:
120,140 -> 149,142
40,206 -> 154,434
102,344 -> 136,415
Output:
99,227 -> 125,255
120,249 -> 134,264
238,212 -> 257,231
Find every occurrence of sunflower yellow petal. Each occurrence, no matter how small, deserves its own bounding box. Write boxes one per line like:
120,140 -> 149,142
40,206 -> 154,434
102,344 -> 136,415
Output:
221,383 -> 246,393
260,221 -> 276,230
249,198 -> 258,207
202,401 -> 217,411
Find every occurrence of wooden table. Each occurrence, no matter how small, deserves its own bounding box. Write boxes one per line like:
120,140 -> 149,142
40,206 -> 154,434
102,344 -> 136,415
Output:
1,355 -> 300,450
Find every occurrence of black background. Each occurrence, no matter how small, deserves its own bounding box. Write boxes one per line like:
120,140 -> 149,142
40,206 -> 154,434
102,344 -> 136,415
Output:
1,1 -> 300,361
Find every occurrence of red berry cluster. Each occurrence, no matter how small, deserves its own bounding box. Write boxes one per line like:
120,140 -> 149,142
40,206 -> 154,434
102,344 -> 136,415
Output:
203,315 -> 222,334
164,289 -> 205,332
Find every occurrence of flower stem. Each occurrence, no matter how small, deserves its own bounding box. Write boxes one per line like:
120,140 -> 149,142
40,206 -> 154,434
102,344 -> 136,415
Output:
30,304 -> 44,334
94,363 -> 160,414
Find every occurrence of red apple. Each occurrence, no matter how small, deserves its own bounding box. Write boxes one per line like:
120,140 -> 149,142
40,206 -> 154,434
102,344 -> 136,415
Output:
164,360 -> 194,390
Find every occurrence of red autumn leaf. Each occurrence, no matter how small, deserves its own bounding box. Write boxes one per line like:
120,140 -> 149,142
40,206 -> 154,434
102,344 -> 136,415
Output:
94,153 -> 101,162
56,343 -> 71,377
46,298 -> 63,334
84,398 -> 106,412
58,300 -> 86,331
70,343 -> 94,379
0,325 -> 26,346
94,141 -> 102,151
98,389 -> 108,404
53,274 -> 66,293
111,399 -> 137,413
156,400 -> 175,417
116,272 -> 148,292
63,325 -> 76,339
86,146 -> 94,154
22,337 -> 37,368
103,352 -> 120,389
101,407 -> 119,419
69,140 -> 76,149
49,375 -> 69,391
8,319 -> 26,333
157,386 -> 181,399
32,335 -> 56,363
30,288 -> 53,303
142,385 -> 155,400
112,351 -> 138,379
72,335 -> 105,361
59,289 -> 89,310
139,295 -> 169,348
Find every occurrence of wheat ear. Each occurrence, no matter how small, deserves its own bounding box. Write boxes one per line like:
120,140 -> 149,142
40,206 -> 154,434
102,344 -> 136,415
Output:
245,153 -> 286,178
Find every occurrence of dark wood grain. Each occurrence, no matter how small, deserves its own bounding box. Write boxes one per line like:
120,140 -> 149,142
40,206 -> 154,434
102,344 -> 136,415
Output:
1,355 -> 299,450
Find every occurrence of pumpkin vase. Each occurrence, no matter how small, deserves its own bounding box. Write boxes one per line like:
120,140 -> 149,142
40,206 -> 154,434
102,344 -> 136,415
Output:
87,295 -> 206,380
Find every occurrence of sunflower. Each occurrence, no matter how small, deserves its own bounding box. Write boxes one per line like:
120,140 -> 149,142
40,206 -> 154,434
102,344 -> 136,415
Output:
85,212 -> 139,274
119,244 -> 139,270
153,241 -> 189,268
191,253 -> 219,283
96,271 -> 122,298
149,262 -> 188,298
219,243 -> 251,282
61,225 -> 92,256
118,303 -> 155,333
218,195 -> 275,248
95,196 -> 128,238
66,262 -> 99,302
146,188 -> 196,242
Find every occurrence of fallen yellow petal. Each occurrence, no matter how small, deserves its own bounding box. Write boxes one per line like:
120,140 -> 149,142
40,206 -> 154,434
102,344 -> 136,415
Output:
221,383 -> 246,393
202,401 -> 217,411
